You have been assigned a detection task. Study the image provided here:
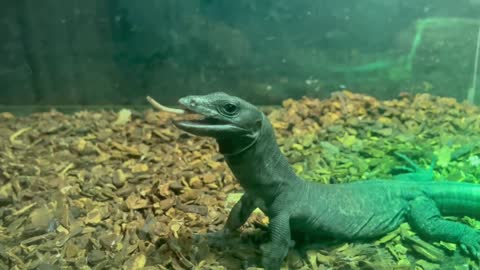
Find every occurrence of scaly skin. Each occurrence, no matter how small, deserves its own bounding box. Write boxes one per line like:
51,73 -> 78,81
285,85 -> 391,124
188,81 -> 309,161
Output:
171,92 -> 480,270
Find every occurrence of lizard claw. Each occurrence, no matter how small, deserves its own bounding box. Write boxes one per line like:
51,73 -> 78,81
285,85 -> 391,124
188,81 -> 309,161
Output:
193,228 -> 240,250
260,239 -> 295,270
392,152 -> 435,181
193,230 -> 227,249
459,231 -> 480,261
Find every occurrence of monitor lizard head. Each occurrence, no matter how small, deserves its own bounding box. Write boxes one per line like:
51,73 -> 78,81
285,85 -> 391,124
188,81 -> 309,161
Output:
173,92 -> 264,155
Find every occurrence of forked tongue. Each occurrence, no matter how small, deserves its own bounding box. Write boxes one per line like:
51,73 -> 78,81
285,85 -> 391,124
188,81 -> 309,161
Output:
146,96 -> 185,114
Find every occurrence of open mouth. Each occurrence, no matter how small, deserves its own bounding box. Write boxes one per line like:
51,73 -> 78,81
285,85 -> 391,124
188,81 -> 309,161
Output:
146,95 -> 235,135
177,106 -> 229,126
179,115 -> 228,125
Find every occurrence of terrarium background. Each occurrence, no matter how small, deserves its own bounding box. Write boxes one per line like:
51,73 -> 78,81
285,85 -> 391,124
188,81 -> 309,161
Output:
1,0 -> 480,106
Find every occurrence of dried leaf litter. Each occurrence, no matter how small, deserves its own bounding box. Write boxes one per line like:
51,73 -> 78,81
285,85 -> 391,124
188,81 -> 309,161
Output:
1,91 -> 480,269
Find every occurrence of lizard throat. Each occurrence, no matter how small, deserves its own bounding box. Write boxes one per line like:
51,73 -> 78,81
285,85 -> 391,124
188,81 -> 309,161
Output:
219,133 -> 259,156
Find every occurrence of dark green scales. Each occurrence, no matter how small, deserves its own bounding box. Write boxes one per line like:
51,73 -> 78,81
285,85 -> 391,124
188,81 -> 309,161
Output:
171,92 -> 480,270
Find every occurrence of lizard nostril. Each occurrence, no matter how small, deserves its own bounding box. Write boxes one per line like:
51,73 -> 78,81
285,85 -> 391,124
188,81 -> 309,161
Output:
190,100 -> 197,107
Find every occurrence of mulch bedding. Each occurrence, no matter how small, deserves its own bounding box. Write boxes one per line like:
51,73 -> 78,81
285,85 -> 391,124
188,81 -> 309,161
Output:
1,91 -> 480,270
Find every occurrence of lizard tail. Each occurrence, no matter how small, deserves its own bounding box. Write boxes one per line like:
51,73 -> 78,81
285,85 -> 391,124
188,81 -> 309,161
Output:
428,181 -> 480,219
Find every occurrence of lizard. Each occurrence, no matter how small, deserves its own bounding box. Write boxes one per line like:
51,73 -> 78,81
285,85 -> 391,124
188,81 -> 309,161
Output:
150,92 -> 480,270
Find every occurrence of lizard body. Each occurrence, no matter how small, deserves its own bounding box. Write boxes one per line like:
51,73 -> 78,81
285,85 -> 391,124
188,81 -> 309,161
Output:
170,92 -> 480,270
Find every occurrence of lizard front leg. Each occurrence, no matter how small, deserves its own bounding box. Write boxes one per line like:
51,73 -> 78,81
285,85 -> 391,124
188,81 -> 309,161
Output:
224,192 -> 258,232
199,192 -> 258,248
408,196 -> 480,260
261,214 -> 293,270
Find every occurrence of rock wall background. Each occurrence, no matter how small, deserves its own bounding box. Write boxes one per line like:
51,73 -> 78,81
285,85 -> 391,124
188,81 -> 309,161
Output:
1,0 -> 480,105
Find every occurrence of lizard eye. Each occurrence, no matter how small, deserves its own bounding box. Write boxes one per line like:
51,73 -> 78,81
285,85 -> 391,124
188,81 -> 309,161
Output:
222,103 -> 238,115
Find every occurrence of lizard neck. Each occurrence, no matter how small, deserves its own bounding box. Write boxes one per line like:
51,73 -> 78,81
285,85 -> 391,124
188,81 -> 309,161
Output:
220,116 -> 302,203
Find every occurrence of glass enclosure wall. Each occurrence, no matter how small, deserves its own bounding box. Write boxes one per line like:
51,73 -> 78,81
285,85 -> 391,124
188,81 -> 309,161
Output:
1,0 -> 480,105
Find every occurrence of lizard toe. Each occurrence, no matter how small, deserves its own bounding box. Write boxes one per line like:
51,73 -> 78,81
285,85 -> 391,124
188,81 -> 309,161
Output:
193,230 -> 226,249
195,229 -> 244,250
459,232 -> 480,260
260,241 -> 291,270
